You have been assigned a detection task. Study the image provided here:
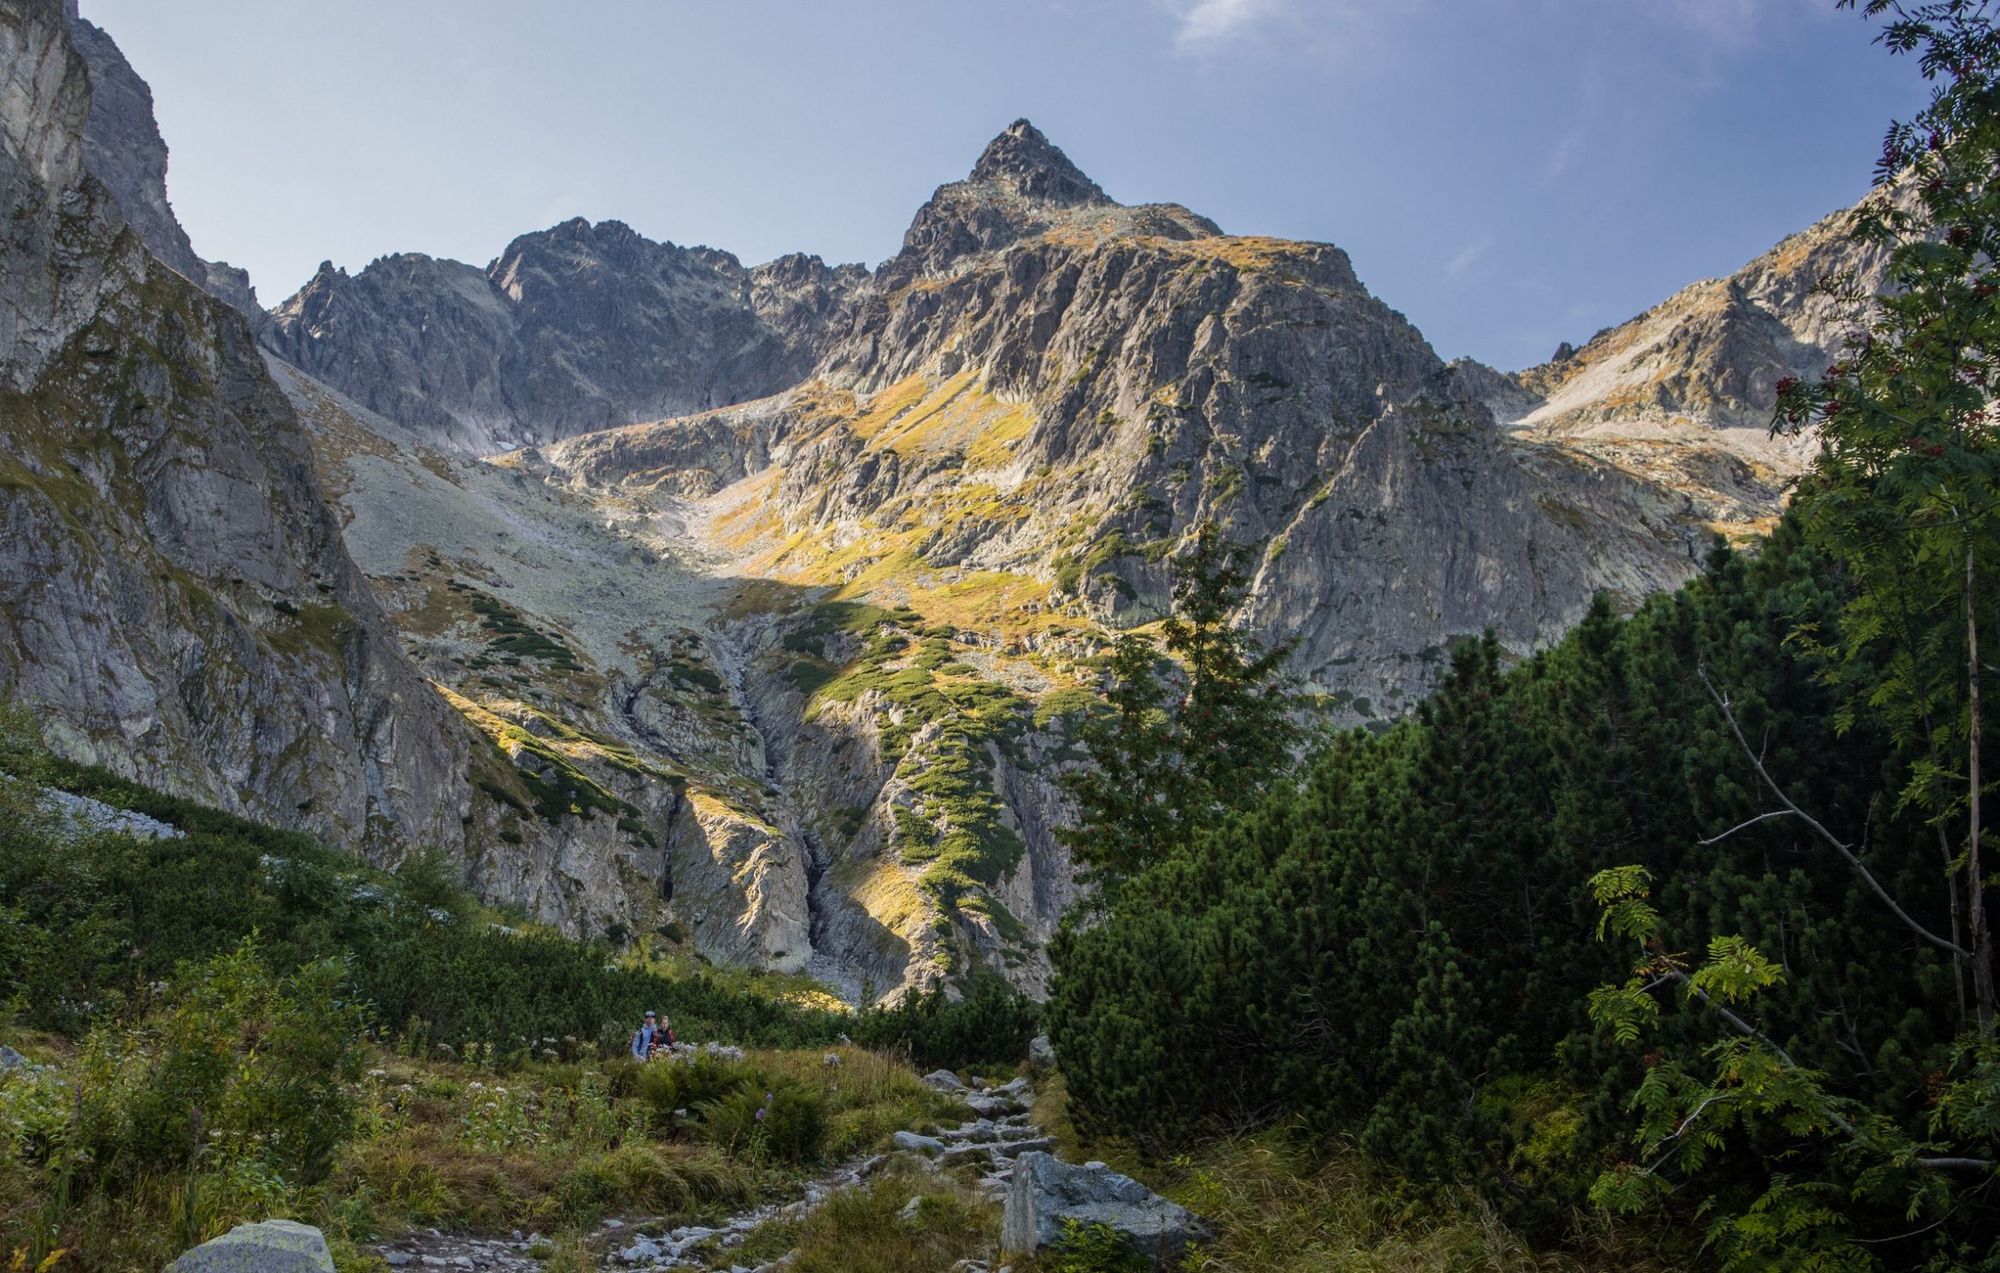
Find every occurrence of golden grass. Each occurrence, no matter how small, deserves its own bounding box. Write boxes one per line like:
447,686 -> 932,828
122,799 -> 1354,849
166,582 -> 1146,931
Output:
965,402 -> 1038,470
720,1166 -> 1000,1273
1131,233 -> 1310,274
708,470 -> 788,554
849,376 -> 938,447
831,857 -> 931,957
747,1046 -> 965,1158
435,686 -> 671,781
686,786 -> 782,839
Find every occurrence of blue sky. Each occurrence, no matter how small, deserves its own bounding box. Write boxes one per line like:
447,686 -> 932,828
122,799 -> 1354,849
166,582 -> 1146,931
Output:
84,0 -> 1929,370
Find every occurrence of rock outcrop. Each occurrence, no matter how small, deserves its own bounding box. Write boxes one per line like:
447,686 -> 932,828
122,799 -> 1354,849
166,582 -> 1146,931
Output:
1504,197 -> 1894,436
1450,192 -> 1904,548
887,118 -> 1218,283
1001,1151 -> 1205,1259
65,3 -> 261,319
265,221 -> 867,454
0,0 -> 469,860
166,1219 -> 336,1273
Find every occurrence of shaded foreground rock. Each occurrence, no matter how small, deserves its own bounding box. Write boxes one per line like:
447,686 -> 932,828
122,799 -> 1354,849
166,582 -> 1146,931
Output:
1000,1152 -> 1204,1260
165,1219 -> 334,1273
1028,1035 -> 1056,1070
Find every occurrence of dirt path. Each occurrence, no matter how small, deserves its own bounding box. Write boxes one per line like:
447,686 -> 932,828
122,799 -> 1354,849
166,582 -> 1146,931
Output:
369,1073 -> 1045,1272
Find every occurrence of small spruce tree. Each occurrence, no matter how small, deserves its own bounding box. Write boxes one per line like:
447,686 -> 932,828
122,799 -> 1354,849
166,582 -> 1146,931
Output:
1059,522 -> 1300,900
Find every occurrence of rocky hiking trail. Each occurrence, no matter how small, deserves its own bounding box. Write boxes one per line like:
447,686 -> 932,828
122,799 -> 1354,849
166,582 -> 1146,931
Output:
367,1068 -> 1094,1272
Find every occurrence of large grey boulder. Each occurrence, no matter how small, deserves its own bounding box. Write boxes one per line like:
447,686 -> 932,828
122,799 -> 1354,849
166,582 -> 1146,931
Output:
40,788 -> 182,841
1028,1035 -> 1057,1070
965,1092 -> 1025,1119
165,1219 -> 334,1273
921,1069 -> 967,1093
1001,1152 -> 1204,1260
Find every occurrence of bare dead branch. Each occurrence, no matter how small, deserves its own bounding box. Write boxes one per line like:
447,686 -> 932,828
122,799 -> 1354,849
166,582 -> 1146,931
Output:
1698,664 -> 1971,959
1698,810 -> 1800,846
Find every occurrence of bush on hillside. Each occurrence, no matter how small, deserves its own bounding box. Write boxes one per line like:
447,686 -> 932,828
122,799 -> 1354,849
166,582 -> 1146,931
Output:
852,972 -> 1039,1071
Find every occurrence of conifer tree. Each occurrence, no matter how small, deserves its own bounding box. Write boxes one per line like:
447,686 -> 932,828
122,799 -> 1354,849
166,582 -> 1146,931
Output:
1359,924 -> 1491,1181
1060,522 -> 1300,898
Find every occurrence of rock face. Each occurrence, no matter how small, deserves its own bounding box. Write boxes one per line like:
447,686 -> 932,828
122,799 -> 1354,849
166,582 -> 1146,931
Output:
265,221 -> 867,453
1450,192 -> 1903,549
166,1219 -> 336,1273
271,360 -> 809,954
0,0 -> 468,859
65,5 -> 260,319
1504,197 -> 1894,436
1001,1152 -> 1204,1259
543,127 -> 1726,707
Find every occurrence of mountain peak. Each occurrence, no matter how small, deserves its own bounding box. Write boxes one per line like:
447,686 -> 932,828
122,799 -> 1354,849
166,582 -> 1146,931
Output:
967,119 -> 1110,208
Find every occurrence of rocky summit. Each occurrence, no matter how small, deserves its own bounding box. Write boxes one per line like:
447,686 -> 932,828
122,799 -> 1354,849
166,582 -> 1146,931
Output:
0,1 -> 1886,999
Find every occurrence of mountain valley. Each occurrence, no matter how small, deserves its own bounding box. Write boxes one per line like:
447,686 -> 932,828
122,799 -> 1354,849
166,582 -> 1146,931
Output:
1,0 -> 1893,999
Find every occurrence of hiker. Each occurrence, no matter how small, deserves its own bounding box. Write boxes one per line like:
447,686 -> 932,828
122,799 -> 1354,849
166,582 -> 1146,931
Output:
650,1013 -> 677,1056
631,1009 -> 663,1060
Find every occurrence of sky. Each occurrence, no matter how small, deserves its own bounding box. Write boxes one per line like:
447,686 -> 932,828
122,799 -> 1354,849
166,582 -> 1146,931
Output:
82,0 -> 1933,371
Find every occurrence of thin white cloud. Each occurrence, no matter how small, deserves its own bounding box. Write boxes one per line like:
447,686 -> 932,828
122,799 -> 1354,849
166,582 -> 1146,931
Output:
1654,0 -> 1831,49
1659,0 -> 1759,47
1169,0 -> 1284,51
1161,0 -> 1418,56
1543,125 -> 1583,181
1444,234 -> 1492,283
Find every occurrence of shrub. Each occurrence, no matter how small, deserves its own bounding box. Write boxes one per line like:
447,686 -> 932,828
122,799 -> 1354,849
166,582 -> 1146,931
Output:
1043,1220 -> 1148,1273
71,940 -> 366,1188
755,1172 -> 995,1273
635,1049 -> 748,1117
853,973 -> 1039,1071
696,1082 -> 827,1165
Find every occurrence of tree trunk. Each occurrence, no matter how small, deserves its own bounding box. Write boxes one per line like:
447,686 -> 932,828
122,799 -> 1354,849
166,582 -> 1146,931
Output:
1940,822 -> 1969,1027
1968,543 -> 1994,1036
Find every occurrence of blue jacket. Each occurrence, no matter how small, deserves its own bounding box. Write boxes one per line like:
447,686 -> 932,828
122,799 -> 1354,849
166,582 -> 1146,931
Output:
631,1024 -> 659,1059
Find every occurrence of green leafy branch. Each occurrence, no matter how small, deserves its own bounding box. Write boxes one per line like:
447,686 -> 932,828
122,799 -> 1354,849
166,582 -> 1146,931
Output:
1585,866 -> 1992,1224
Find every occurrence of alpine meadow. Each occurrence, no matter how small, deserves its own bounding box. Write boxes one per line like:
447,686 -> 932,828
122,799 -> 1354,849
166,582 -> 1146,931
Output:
3,0 -> 2000,1269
